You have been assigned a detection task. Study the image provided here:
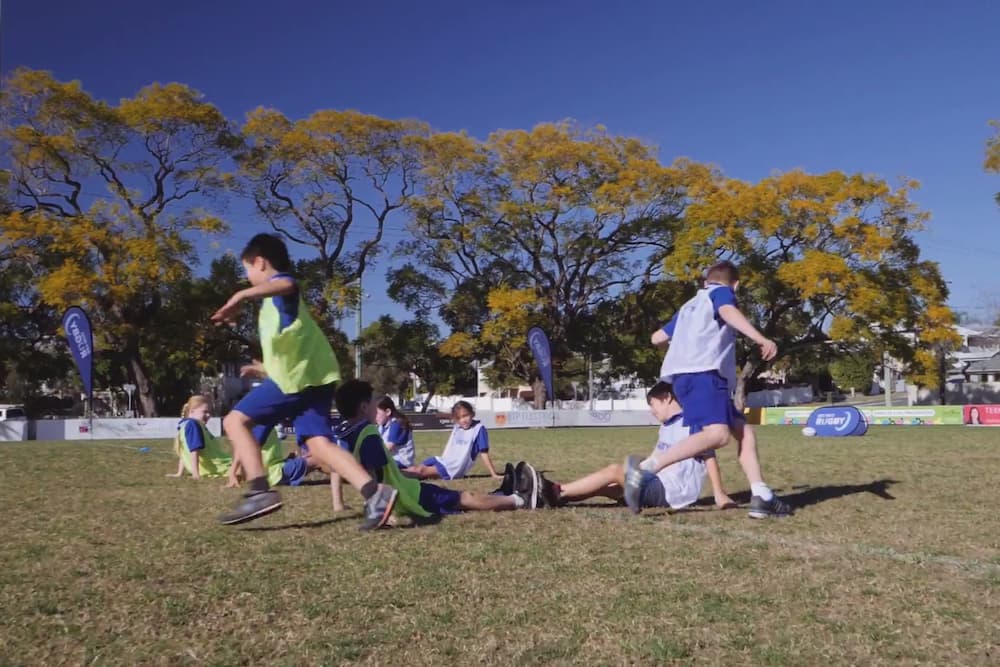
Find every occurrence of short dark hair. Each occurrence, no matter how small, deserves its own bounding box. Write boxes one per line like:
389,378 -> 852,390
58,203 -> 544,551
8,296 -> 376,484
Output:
451,400 -> 475,418
335,379 -> 374,419
705,260 -> 739,285
646,381 -> 674,402
377,395 -> 411,433
241,233 -> 292,272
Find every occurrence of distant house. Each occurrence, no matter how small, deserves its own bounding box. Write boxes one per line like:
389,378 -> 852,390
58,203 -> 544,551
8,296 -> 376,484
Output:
962,353 -> 1000,384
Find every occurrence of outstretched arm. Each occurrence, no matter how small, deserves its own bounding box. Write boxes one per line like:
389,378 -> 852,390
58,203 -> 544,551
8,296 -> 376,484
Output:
166,457 -> 185,478
212,277 -> 296,324
717,305 -> 777,360
478,451 -> 503,479
704,456 -> 736,509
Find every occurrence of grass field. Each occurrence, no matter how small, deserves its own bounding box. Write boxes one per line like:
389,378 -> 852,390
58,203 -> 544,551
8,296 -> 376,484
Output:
2,426 -> 999,666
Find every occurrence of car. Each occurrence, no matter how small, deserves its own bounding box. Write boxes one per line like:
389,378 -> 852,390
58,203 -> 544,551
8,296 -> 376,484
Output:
0,404 -> 28,422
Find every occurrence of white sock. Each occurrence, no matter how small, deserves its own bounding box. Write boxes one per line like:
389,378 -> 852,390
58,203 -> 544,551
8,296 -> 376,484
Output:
512,494 -> 526,509
639,459 -> 657,473
751,482 -> 773,501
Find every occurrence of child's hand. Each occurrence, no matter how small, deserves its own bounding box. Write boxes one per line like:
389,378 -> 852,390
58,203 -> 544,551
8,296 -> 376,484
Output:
211,293 -> 245,325
759,338 -> 777,361
224,477 -> 240,489
165,472 -> 183,478
491,472 -> 504,480
240,360 -> 265,378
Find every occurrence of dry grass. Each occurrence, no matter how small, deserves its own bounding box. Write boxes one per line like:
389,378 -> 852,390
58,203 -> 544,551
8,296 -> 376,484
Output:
2,426 -> 999,665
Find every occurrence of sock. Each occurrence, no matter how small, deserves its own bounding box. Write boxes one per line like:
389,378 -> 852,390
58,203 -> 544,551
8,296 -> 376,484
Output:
639,459 -> 657,473
751,482 -> 773,501
249,476 -> 269,494
360,480 -> 378,500
512,494 -> 526,509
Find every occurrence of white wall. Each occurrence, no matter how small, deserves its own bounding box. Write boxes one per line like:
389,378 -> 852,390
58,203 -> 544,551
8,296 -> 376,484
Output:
0,421 -> 28,442
32,417 -> 223,441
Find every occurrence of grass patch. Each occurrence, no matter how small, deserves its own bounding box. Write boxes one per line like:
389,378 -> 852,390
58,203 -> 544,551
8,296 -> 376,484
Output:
1,426 -> 999,664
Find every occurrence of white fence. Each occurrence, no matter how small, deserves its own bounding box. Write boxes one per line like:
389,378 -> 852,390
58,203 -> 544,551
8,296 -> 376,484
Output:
26,418 -> 223,442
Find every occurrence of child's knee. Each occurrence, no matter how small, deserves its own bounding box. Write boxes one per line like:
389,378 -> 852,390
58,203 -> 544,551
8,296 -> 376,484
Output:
223,410 -> 251,432
705,424 -> 730,448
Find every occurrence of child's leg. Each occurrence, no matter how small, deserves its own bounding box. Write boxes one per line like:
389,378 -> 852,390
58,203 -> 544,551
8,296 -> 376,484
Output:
731,420 -> 764,486
223,409 -> 267,482
458,491 -> 519,511
645,424 -> 730,473
402,464 -> 441,480
305,436 -> 375,491
730,419 -> 792,517
559,464 -> 627,502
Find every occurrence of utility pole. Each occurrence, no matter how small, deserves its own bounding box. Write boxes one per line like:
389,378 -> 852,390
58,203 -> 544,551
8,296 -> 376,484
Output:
354,288 -> 365,379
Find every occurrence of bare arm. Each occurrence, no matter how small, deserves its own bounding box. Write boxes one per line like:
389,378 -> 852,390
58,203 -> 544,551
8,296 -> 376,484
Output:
650,329 -> 670,350
478,451 -> 503,478
188,450 -> 201,480
225,456 -> 243,488
212,277 -> 296,324
717,305 -> 777,360
330,473 -> 345,512
166,457 -> 185,478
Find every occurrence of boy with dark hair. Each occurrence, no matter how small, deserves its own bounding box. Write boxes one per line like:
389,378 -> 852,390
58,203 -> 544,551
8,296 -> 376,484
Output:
539,382 -> 735,510
212,233 -> 397,529
624,260 -> 792,519
333,379 -> 541,520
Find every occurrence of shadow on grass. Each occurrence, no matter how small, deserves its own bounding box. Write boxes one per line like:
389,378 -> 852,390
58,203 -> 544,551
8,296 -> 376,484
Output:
693,479 -> 899,509
781,479 -> 899,507
240,515 -> 355,531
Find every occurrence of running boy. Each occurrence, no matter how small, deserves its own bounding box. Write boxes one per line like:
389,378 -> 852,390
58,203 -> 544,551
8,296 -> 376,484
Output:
211,233 -> 396,528
540,382 -> 735,510
334,380 -> 542,521
624,260 -> 792,519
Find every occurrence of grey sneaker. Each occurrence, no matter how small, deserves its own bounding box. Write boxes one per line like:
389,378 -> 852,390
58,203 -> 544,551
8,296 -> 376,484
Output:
623,456 -> 644,514
360,484 -> 398,530
748,494 -> 793,519
514,461 -> 538,509
218,490 -> 283,525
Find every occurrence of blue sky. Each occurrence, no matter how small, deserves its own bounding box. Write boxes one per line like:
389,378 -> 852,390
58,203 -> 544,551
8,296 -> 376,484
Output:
5,0 -> 1000,327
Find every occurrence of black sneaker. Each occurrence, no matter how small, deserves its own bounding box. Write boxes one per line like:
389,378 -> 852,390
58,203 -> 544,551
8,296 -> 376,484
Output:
360,484 -> 398,531
540,474 -> 562,508
748,494 -> 794,519
218,490 -> 283,525
496,463 -> 516,495
514,461 -> 538,509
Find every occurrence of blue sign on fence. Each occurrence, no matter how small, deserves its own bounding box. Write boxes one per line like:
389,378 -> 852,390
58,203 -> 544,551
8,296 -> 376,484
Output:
806,406 -> 867,437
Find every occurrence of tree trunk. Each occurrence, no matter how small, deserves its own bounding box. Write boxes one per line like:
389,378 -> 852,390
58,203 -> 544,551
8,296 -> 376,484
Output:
532,377 -> 547,409
421,384 -> 436,414
732,361 -> 755,412
125,342 -> 158,417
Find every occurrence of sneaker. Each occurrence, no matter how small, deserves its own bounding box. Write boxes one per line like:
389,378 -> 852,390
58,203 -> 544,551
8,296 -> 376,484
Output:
360,484 -> 398,530
514,461 -> 538,509
540,474 -> 562,508
748,494 -> 794,519
623,455 -> 644,514
218,490 -> 283,525
496,462 -> 516,495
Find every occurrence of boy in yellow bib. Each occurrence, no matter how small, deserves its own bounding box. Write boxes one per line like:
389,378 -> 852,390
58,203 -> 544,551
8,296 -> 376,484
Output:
212,234 -> 397,529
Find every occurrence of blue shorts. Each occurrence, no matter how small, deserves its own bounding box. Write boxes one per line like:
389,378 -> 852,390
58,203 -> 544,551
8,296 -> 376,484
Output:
673,371 -> 741,434
234,378 -> 335,440
421,456 -> 451,480
279,456 -> 310,486
418,483 -> 463,515
639,477 -> 668,508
